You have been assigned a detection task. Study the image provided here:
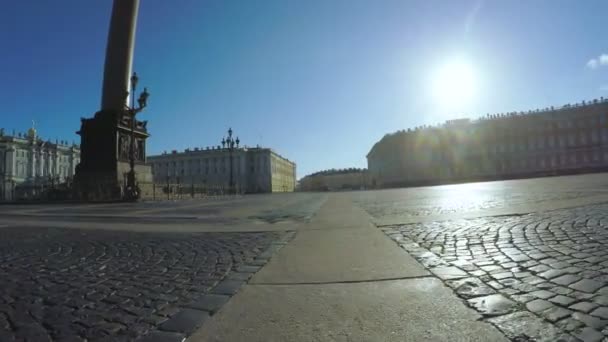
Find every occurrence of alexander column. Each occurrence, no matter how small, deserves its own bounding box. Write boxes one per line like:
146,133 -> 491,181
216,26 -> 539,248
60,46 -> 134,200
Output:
74,0 -> 153,201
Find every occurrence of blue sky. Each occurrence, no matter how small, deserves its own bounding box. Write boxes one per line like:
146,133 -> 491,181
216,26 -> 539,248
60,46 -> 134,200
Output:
1,0 -> 607,178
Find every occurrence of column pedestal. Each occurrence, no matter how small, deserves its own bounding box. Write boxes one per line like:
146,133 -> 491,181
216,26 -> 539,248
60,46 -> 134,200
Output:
73,110 -> 152,201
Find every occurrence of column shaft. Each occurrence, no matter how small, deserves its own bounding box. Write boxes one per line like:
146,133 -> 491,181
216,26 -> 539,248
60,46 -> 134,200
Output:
100,0 -> 140,111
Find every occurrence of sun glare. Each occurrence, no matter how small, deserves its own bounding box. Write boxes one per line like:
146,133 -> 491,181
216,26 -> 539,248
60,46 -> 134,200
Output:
431,60 -> 476,107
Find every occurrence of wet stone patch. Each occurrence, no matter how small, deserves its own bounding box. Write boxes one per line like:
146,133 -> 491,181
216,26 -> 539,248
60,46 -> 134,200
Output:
382,203 -> 608,341
0,226 -> 294,341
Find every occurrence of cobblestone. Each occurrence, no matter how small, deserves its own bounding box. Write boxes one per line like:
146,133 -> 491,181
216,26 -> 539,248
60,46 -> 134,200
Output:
0,226 -> 285,340
382,203 -> 608,340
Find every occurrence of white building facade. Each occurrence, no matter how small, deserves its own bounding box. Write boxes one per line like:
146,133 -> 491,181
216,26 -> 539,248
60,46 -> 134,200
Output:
148,146 -> 296,193
0,128 -> 80,201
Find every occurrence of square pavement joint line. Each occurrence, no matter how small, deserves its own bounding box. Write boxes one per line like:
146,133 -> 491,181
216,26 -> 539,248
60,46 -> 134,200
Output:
135,230 -> 298,342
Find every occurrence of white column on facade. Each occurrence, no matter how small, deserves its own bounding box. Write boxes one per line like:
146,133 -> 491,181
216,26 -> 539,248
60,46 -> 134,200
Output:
46,152 -> 52,178
6,146 -> 15,177
28,146 -> 35,179
54,152 -> 60,178
5,147 -> 15,201
49,151 -> 54,179
70,152 -> 76,176
39,150 -> 45,178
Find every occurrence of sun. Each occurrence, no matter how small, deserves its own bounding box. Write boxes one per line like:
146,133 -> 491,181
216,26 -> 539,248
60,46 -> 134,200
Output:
431,60 -> 476,107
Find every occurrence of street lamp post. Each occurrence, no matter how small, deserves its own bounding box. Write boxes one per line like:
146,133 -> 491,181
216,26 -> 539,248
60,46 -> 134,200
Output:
125,72 -> 149,201
222,128 -> 240,194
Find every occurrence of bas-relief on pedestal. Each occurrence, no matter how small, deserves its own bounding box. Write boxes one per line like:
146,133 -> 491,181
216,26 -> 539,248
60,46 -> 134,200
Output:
73,0 -> 153,201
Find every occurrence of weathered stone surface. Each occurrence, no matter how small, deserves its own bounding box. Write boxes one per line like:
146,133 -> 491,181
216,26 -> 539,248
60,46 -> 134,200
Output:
467,294 -> 517,316
530,290 -> 555,299
211,280 -> 246,296
159,309 -> 209,334
540,269 -> 569,280
185,294 -> 230,313
487,311 -> 570,342
589,307 -> 608,320
553,275 -> 582,286
573,327 -> 604,342
228,272 -> 253,281
570,280 -> 605,294
430,266 -> 468,280
543,307 -> 573,322
137,331 -> 186,342
569,302 -> 599,314
572,312 -> 608,330
526,299 -> 553,313
555,318 -> 584,332
445,277 -> 496,298
549,295 -> 576,306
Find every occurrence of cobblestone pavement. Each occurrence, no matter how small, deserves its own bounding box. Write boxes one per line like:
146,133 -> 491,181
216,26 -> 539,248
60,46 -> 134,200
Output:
382,203 -> 608,342
0,226 -> 289,341
354,173 -> 608,220
358,189 -> 594,219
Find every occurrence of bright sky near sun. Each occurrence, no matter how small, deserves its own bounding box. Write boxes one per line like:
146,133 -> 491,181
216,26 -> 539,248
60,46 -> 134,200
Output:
1,0 -> 608,178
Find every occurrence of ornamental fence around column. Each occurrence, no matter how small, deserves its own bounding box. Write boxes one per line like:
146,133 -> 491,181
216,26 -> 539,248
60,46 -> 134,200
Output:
149,183 -> 243,201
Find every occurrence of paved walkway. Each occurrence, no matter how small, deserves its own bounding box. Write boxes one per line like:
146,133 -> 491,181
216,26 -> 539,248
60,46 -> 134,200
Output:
189,196 -> 507,342
6,174 -> 608,341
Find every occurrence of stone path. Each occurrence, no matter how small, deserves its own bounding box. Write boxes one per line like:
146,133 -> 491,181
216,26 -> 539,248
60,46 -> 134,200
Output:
0,226 -> 290,341
382,203 -> 608,342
